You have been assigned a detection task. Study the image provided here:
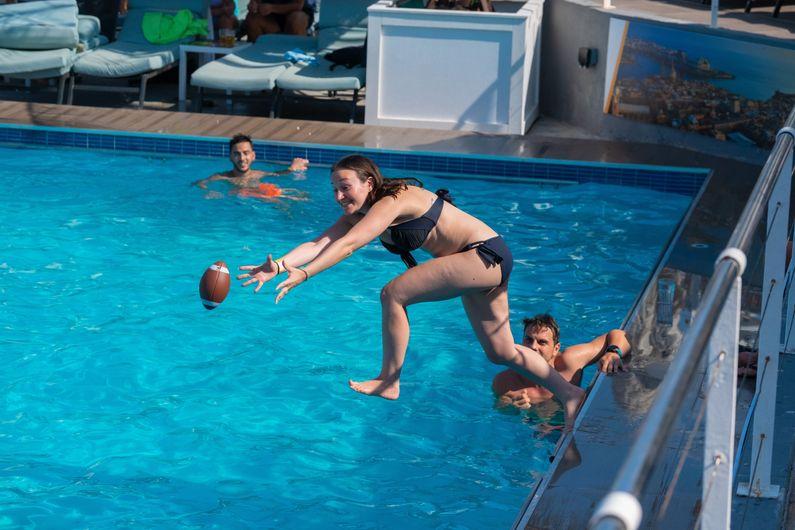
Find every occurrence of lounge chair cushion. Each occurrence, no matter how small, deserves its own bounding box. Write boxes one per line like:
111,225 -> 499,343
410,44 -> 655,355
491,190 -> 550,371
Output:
316,0 -> 370,30
274,25 -> 366,92
317,26 -> 367,52
77,15 -> 101,43
78,36 -> 110,52
0,47 -> 75,77
191,47 -> 291,92
0,0 -> 79,50
73,41 -> 178,77
77,15 -> 108,51
248,34 -> 316,54
276,59 -> 365,91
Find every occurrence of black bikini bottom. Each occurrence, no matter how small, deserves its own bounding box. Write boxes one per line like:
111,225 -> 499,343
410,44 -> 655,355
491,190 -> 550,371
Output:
460,235 -> 513,286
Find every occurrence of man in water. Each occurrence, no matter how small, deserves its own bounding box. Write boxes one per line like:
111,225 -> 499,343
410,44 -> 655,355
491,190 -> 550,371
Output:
493,314 -> 630,409
193,133 -> 309,201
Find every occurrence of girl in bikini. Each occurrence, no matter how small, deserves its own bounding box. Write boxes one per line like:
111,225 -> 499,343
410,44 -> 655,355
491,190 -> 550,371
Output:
238,154 -> 584,427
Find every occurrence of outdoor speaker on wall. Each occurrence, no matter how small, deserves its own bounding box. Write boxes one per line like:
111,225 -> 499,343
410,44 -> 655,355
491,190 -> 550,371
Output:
578,47 -> 598,68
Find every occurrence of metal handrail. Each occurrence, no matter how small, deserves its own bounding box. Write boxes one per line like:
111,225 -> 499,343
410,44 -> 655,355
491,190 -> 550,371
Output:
589,106 -> 795,530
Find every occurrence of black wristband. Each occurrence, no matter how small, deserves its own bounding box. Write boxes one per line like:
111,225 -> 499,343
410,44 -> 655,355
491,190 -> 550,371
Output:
605,345 -> 623,359
301,268 -> 309,281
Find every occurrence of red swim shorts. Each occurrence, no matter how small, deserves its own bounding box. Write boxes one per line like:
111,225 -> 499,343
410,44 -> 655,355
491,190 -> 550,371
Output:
234,182 -> 283,198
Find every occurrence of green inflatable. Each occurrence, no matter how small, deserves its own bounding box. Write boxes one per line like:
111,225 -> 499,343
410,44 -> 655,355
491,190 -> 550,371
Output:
142,9 -> 208,44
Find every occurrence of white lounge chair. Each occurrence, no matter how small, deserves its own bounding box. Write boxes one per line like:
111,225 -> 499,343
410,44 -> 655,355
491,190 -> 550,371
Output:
0,0 -> 93,104
190,0 -> 370,119
70,0 -> 208,108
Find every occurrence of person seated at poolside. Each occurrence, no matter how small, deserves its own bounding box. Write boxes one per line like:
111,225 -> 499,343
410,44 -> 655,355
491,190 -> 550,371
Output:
493,314 -> 631,410
211,0 -> 239,33
193,133 -> 309,201
244,0 -> 315,42
237,154 -> 587,430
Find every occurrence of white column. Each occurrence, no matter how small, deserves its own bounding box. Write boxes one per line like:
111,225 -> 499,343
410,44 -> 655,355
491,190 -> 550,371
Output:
738,144 -> 792,498
702,276 -> 740,529
711,0 -> 719,28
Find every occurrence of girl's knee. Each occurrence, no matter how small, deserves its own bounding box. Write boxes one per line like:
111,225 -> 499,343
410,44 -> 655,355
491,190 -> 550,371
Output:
380,281 -> 402,306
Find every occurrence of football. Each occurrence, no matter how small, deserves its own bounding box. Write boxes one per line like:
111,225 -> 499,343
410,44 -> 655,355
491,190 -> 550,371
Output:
199,260 -> 230,310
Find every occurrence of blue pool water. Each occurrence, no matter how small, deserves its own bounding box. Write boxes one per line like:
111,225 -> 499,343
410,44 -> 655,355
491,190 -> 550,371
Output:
0,144 -> 690,528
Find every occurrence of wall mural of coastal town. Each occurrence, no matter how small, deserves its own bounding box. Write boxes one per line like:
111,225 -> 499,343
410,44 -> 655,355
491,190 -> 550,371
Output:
605,20 -> 795,148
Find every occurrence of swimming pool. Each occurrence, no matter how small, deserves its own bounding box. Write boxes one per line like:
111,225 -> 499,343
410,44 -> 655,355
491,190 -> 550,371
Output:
0,143 -> 691,528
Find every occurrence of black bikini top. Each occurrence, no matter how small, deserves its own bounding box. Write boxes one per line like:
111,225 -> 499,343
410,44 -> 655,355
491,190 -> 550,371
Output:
380,189 -> 453,268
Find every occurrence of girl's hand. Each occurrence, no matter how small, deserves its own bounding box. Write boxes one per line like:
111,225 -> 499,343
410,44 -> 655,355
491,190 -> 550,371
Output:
274,261 -> 308,304
238,254 -> 279,292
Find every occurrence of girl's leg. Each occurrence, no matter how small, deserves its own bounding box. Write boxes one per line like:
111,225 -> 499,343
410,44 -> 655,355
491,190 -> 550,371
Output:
349,250 -> 501,399
461,287 -> 584,429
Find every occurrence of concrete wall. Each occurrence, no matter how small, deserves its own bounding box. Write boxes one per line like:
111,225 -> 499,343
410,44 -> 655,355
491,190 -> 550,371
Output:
538,0 -> 769,164
539,0 -> 608,131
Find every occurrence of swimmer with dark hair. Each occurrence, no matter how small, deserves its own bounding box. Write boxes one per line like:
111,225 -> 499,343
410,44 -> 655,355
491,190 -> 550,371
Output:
493,314 -> 630,410
237,154 -> 586,429
193,133 -> 309,201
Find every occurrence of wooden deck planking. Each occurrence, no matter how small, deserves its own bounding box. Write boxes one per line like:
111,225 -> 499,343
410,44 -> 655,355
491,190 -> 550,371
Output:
0,100 -> 769,170
0,101 -> 543,161
213,115 -> 255,138
131,110 -> 176,133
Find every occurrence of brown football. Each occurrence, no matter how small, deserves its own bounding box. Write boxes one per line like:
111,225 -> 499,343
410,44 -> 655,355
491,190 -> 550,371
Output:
199,260 -> 230,310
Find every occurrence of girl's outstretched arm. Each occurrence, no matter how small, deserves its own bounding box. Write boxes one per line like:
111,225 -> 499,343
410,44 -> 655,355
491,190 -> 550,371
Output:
238,214 -> 354,291
274,198 -> 401,302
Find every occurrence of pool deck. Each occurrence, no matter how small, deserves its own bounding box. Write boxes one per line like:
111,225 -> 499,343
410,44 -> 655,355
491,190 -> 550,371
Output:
607,0 -> 794,44
0,100 -> 766,171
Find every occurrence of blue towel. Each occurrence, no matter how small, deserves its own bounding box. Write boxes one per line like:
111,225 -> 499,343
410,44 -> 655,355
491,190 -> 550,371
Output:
284,48 -> 316,65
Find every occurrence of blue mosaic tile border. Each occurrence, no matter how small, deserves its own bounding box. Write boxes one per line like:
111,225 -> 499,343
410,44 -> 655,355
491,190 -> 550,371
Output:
0,124 -> 709,196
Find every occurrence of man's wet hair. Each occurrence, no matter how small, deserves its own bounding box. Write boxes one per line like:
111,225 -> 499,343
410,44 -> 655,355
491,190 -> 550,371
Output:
522,314 -> 560,344
230,134 -> 253,149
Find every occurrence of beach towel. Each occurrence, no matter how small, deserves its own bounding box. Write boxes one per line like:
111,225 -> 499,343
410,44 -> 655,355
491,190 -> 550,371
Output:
142,9 -> 207,44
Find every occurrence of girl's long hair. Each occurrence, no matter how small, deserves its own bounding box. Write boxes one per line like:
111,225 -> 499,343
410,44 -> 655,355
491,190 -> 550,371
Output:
331,155 -> 422,206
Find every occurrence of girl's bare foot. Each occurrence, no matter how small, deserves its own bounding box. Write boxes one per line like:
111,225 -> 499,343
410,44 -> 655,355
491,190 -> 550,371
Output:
562,387 -> 586,431
348,378 -> 400,400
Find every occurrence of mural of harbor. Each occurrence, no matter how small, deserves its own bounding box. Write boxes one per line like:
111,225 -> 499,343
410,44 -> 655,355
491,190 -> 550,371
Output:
607,21 -> 795,148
